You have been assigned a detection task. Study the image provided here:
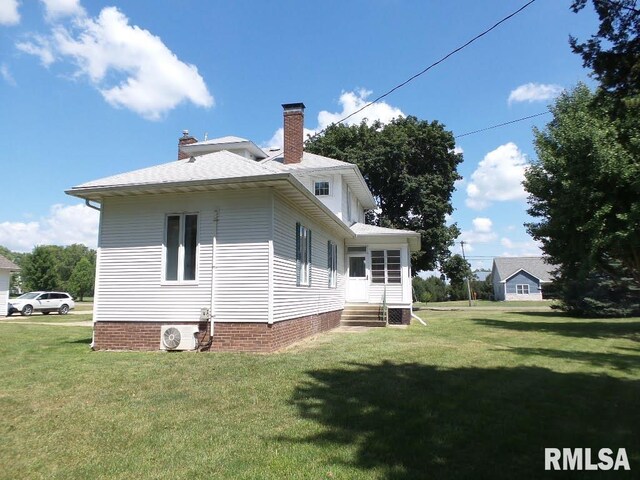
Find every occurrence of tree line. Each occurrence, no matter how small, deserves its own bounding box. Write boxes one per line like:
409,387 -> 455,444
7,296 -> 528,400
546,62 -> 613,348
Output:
0,244 -> 96,301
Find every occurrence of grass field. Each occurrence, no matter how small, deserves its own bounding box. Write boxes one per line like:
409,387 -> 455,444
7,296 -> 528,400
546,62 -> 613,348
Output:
415,299 -> 556,308
2,313 -> 93,323
0,309 -> 638,479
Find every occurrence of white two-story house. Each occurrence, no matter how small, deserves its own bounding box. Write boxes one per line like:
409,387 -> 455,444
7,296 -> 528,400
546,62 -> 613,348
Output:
67,103 -> 420,352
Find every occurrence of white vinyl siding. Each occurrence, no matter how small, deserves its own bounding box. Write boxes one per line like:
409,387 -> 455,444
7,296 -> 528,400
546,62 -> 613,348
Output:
95,190 -> 270,324
272,194 -> 345,322
0,270 -> 9,316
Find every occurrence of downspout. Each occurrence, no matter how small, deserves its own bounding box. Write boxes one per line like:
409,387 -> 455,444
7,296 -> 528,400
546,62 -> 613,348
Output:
85,199 -> 101,211
410,304 -> 427,326
85,199 -> 102,349
210,209 -> 219,338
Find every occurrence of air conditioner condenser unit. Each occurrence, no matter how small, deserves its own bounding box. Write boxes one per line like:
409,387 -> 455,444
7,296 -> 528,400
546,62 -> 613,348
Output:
160,325 -> 199,351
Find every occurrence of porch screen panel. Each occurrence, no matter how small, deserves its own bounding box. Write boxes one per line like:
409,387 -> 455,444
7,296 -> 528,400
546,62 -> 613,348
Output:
387,250 -> 401,284
371,250 -> 385,283
183,214 -> 198,281
165,215 -> 180,281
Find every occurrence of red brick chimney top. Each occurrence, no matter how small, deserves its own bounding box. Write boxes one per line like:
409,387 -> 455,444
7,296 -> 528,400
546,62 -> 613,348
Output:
178,130 -> 197,160
282,103 -> 305,165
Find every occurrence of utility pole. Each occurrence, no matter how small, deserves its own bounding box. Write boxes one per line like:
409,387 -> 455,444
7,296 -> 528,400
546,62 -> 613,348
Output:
460,241 -> 473,307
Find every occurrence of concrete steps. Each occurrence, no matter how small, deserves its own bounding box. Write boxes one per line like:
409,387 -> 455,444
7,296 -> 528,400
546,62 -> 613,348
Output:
341,304 -> 386,327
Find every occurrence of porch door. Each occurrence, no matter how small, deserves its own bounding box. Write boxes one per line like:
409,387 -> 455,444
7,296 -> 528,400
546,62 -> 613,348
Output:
346,252 -> 368,302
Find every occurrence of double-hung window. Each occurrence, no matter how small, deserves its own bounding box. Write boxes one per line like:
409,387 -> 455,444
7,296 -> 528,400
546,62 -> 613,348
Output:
314,180 -> 330,196
371,250 -> 401,284
296,223 -> 312,286
516,284 -> 530,294
327,241 -> 337,288
165,213 -> 198,282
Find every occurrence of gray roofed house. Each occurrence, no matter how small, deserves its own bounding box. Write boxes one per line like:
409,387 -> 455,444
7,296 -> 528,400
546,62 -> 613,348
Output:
491,257 -> 556,301
0,254 -> 19,317
65,102 -> 421,352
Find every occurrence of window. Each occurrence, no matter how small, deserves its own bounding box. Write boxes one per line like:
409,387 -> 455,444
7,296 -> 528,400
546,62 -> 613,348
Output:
165,213 -> 198,282
328,241 -> 338,288
516,284 -> 530,294
349,256 -> 366,277
296,223 -> 312,286
371,250 -> 402,284
314,180 -> 330,196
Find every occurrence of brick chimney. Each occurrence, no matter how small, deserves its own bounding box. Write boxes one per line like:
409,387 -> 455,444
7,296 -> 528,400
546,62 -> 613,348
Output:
178,130 -> 197,160
282,103 -> 305,164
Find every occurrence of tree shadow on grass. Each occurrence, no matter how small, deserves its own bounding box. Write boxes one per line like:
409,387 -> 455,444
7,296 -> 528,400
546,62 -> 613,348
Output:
65,337 -> 92,345
474,318 -> 640,342
282,361 -> 639,479
499,347 -> 640,372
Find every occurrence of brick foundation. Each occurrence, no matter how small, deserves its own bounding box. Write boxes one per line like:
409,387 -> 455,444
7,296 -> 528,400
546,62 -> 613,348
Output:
92,309 -> 342,353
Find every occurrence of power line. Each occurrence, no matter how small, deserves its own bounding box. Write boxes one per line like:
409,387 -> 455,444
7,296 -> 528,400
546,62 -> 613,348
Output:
307,0 -> 538,141
455,110 -> 551,138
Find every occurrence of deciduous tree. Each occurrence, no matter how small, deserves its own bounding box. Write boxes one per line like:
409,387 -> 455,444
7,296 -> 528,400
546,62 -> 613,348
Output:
306,116 -> 462,272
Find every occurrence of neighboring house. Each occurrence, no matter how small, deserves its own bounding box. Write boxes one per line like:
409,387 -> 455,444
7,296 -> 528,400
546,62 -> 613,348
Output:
491,257 -> 555,301
0,254 -> 20,316
66,103 -> 420,352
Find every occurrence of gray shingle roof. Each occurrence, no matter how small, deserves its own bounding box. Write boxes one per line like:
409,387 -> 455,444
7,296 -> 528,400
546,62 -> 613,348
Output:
73,150 -> 280,189
261,151 -> 353,171
492,257 -> 555,282
0,254 -> 19,271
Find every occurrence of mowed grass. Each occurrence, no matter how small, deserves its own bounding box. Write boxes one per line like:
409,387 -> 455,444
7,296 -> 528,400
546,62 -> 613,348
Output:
416,299 -> 556,308
2,313 -> 93,323
0,310 -> 638,479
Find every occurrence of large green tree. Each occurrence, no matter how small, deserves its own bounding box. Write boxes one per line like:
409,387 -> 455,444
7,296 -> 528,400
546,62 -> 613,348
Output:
67,257 -> 95,301
306,116 -> 462,272
524,84 -> 640,316
21,246 -> 61,292
571,0 -> 640,102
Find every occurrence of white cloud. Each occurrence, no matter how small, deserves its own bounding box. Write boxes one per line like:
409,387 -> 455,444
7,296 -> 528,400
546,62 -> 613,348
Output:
16,35 -> 55,66
508,82 -> 563,105
265,89 -> 404,148
465,142 -> 529,210
0,204 -> 99,252
0,0 -> 20,25
453,145 -> 464,155
500,236 -> 542,256
17,5 -> 213,120
40,0 -> 84,20
0,63 -> 16,85
472,217 -> 492,233
459,217 -> 497,245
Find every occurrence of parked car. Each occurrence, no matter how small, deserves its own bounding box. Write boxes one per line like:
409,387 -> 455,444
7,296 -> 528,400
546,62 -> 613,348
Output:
8,292 -> 75,316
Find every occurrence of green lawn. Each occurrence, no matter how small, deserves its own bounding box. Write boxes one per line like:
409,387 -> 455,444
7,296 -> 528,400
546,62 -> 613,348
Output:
415,299 -> 556,308
3,313 -> 93,323
1,310 -> 638,479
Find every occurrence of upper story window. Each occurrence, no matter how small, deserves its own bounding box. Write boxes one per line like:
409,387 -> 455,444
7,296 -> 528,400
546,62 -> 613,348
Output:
314,180 -> 330,196
371,250 -> 401,284
165,213 -> 198,282
296,222 -> 312,286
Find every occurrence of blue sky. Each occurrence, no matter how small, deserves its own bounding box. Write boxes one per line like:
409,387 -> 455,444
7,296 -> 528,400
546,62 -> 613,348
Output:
0,0 -> 598,270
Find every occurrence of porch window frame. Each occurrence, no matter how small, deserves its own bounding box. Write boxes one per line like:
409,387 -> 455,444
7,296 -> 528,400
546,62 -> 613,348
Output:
371,249 -> 402,284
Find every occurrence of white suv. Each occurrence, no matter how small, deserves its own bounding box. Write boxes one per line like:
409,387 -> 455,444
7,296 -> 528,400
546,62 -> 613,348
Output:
8,292 -> 75,316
